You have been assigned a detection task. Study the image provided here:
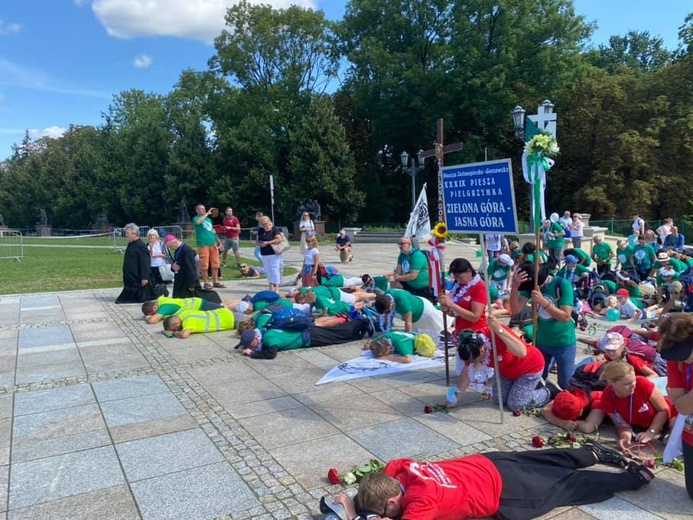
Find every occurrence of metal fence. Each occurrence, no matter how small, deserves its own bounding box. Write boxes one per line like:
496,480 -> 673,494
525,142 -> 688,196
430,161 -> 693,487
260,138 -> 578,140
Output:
112,225 -> 183,253
0,230 -> 24,262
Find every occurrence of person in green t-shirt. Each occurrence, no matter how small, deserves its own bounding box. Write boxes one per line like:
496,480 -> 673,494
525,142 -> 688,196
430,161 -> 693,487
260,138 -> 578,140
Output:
363,331 -> 436,363
651,251 -> 687,277
591,236 -> 613,275
614,239 -> 632,271
630,236 -> 656,281
361,274 -> 390,294
563,247 -> 592,267
542,219 -> 566,264
510,262 -> 576,389
487,254 -> 514,291
556,254 -> 590,284
387,237 -> 432,301
374,289 -> 444,334
193,204 -> 224,289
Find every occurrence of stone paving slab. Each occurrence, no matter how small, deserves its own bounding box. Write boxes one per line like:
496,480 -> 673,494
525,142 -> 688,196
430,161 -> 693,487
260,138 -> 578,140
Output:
0,241 -> 688,519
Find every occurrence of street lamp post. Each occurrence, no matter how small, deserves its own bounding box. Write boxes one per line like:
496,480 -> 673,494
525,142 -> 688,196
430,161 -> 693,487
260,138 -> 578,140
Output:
400,149 -> 425,210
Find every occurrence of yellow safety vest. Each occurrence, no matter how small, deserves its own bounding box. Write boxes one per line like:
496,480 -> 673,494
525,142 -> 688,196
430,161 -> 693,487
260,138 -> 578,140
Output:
157,296 -> 205,314
180,308 -> 235,333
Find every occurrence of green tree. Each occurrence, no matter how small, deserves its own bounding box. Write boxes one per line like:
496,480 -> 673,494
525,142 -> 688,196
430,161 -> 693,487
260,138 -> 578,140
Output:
587,30 -> 672,72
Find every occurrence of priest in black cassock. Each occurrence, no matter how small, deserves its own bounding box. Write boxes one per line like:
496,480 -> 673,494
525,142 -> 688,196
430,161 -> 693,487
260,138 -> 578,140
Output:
115,223 -> 158,304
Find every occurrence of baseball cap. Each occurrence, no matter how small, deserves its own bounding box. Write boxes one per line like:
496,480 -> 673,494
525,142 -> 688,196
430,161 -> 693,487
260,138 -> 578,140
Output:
657,252 -> 669,261
564,254 -> 578,264
602,332 -> 625,351
239,330 -> 256,349
164,234 -> 176,244
498,254 -> 513,266
660,337 -> 693,362
236,301 -> 250,314
616,289 -> 629,298
551,388 -> 589,421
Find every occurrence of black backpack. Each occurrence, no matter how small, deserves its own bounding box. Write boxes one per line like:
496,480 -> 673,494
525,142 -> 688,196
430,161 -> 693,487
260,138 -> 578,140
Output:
569,361 -> 607,392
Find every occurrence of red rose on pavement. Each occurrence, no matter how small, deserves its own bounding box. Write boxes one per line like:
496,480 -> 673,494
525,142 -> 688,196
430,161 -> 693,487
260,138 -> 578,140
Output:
645,460 -> 655,469
327,468 -> 340,485
512,410 -> 522,417
566,433 -> 578,442
424,405 -> 434,414
531,436 -> 545,448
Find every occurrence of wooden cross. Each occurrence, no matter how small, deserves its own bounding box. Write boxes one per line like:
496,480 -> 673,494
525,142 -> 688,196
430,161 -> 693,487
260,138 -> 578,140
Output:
420,119 -> 463,222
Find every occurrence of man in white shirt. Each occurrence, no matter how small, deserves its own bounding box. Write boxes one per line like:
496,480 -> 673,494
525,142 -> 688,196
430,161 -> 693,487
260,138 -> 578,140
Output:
569,213 -> 584,249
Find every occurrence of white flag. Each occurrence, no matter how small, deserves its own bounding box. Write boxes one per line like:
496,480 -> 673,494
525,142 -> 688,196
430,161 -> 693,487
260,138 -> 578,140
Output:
404,183 -> 431,245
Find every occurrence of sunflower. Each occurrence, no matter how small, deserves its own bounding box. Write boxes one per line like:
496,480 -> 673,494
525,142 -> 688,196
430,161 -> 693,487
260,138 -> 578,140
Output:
433,221 -> 449,240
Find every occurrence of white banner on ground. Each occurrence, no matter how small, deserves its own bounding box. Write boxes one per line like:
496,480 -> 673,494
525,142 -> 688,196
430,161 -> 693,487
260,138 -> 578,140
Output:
404,183 -> 431,245
315,350 -> 447,386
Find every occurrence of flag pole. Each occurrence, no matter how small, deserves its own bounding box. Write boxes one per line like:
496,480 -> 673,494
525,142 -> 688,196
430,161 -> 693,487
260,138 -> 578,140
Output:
480,234 -> 505,424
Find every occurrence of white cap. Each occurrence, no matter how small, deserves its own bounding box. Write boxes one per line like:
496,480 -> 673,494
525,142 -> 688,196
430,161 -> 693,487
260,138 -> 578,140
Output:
498,254 -> 513,267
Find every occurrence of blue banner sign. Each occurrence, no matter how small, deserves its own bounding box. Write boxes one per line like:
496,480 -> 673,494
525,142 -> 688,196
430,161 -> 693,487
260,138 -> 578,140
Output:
442,159 -> 518,234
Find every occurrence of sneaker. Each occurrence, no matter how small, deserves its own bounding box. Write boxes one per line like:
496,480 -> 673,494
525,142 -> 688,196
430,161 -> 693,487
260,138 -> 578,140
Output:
222,262 -> 227,268
585,440 -> 628,468
545,380 -> 562,400
348,255 -> 353,262
626,460 -> 655,484
360,315 -> 376,337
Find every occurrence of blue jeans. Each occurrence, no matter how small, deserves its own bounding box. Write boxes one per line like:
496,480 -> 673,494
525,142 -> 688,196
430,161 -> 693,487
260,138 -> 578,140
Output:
254,246 -> 262,263
537,343 -> 576,390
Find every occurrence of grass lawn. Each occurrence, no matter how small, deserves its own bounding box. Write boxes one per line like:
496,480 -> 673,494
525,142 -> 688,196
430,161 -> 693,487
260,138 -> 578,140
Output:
0,242 -> 294,295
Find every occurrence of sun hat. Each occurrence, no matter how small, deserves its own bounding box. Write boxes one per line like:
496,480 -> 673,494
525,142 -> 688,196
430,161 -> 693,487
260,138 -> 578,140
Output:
657,252 -> 669,261
602,332 -> 625,351
660,337 -> 693,362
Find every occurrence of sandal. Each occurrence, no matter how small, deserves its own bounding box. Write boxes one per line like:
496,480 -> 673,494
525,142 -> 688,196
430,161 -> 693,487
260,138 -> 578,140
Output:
213,283 -> 226,289
203,283 -> 213,290
626,461 -> 655,484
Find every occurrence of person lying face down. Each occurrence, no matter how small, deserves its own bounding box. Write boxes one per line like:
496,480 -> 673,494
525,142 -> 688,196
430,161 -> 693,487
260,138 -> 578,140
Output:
141,295 -> 241,324
363,331 -> 436,364
162,307 -> 236,339
329,443 -> 653,520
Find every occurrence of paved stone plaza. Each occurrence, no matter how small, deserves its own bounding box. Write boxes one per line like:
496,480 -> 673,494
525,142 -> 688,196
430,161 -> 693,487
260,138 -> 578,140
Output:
0,242 -> 689,519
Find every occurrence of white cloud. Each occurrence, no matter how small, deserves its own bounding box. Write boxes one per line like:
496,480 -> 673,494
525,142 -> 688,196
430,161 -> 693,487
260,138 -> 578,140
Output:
29,126 -> 67,140
133,54 -> 153,68
91,0 -> 316,44
0,19 -> 21,36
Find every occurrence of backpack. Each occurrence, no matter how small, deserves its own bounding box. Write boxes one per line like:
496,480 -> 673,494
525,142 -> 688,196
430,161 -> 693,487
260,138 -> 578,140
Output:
264,307 -> 315,332
251,291 -> 280,305
569,361 -> 608,392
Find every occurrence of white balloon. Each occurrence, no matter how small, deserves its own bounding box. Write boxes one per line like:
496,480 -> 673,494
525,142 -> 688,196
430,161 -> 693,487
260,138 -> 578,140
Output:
550,213 -> 559,223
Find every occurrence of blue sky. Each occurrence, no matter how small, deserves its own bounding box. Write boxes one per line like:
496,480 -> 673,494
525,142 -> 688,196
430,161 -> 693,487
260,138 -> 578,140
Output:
0,0 -> 690,160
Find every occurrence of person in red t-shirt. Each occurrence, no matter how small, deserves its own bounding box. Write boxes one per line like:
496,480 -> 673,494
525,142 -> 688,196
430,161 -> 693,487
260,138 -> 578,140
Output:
222,207 -> 242,267
657,313 -> 693,499
542,388 -> 605,434
442,316 -> 551,412
599,361 -> 676,451
330,443 -> 653,520
438,258 -> 487,333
